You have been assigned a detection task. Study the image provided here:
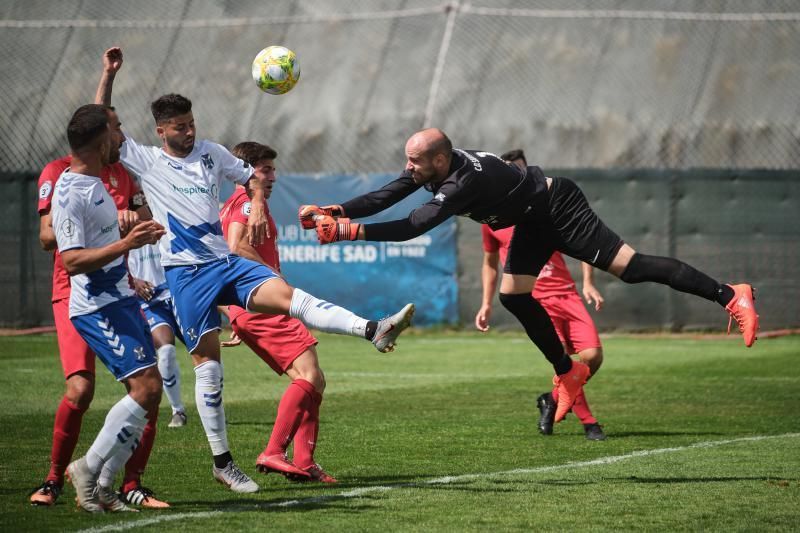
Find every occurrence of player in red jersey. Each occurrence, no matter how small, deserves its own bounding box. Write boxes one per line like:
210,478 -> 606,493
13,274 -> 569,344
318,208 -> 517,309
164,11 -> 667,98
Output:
218,141 -> 336,483
30,107 -> 169,508
475,149 -> 606,440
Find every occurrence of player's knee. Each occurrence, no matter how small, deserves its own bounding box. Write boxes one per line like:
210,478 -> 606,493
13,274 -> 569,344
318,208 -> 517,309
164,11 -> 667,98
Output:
579,348 -> 603,375
65,373 -> 94,409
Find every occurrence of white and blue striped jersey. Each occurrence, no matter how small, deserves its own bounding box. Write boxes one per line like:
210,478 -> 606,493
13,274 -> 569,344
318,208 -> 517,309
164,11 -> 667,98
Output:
120,137 -> 253,267
51,172 -> 134,317
128,243 -> 171,303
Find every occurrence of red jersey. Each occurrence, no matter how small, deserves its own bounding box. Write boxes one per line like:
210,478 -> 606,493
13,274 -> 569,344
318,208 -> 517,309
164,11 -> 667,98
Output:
481,225 -> 577,299
220,186 -> 279,323
37,156 -> 138,302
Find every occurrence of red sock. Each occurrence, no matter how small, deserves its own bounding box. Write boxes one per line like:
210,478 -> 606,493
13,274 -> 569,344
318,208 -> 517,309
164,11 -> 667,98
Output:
46,397 -> 87,485
571,389 -> 597,425
292,390 -> 322,470
121,407 -> 158,493
265,379 -> 315,457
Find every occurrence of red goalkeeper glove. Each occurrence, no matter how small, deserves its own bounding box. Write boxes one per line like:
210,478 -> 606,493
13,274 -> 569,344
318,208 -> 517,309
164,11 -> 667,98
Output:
298,204 -> 345,229
315,215 -> 360,244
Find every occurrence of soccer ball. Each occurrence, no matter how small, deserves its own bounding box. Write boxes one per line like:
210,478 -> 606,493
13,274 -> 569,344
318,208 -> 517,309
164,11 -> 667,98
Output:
251,46 -> 300,95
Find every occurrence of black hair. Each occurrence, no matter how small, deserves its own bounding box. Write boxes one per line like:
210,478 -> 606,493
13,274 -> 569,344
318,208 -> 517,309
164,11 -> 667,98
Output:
67,104 -> 109,152
150,93 -> 192,124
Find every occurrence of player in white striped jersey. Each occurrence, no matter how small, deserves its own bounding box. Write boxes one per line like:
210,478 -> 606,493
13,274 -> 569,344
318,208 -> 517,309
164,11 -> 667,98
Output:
98,47 -> 413,492
52,104 -> 166,512
128,243 -> 187,428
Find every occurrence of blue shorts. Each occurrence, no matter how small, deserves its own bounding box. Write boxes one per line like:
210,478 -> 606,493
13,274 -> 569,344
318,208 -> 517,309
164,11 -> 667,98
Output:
140,297 -> 185,346
71,297 -> 157,381
165,255 -> 279,352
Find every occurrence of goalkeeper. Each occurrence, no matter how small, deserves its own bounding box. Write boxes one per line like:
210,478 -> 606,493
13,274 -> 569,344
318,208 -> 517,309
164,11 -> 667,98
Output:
299,128 -> 759,422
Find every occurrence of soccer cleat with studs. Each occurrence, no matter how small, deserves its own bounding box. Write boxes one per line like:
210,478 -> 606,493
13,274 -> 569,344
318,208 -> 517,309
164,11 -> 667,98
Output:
725,284 -> 759,347
168,411 -> 187,428
584,423 -> 607,441
552,361 -> 591,423
120,484 -> 170,508
293,463 -> 338,484
66,457 -> 104,513
98,485 -> 137,512
256,452 -> 311,480
29,480 -> 62,506
372,303 -> 415,353
212,461 -> 259,493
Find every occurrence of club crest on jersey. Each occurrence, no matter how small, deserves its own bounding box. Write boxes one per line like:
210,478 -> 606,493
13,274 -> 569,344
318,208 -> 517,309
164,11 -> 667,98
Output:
109,175 -> 118,188
39,181 -> 52,199
242,202 -> 251,216
201,153 -> 215,170
60,218 -> 76,238
134,346 -> 146,361
434,192 -> 447,202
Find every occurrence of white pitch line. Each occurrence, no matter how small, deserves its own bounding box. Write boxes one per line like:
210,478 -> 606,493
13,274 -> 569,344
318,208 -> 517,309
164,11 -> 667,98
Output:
76,432 -> 799,533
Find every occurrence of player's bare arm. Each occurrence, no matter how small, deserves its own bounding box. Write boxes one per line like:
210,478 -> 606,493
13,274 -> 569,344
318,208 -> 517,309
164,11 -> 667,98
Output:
94,47 -> 122,107
226,220 -> 275,268
61,220 -> 164,275
244,177 -> 268,245
39,212 -> 57,251
475,250 -> 500,332
581,262 -> 604,311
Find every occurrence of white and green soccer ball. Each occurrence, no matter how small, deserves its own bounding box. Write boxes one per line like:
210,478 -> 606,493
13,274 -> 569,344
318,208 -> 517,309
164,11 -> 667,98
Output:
251,46 -> 300,95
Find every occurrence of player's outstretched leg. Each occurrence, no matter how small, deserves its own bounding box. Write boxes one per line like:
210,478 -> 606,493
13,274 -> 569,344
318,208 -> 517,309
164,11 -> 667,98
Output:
614,248 -> 759,346
250,279 -> 415,353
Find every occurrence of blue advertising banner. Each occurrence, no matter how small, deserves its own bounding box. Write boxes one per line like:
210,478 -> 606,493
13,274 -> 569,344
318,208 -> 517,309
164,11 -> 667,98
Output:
266,174 -> 458,326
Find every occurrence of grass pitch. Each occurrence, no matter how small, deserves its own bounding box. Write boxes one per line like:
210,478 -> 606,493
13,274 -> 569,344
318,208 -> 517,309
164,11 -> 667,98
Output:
1,332 -> 798,531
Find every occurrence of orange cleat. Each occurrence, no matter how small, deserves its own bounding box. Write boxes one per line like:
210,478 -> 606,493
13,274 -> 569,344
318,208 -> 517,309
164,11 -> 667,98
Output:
552,361 -> 590,423
29,481 -> 62,506
725,284 -> 759,347
301,463 -> 338,484
256,452 -> 311,480
120,485 -> 170,509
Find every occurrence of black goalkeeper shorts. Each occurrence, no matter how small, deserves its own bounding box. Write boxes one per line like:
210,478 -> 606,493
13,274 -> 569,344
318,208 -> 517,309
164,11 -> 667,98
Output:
504,177 -> 624,276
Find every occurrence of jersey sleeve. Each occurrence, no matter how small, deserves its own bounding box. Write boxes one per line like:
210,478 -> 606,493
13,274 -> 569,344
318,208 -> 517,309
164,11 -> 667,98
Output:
52,188 -> 86,252
340,171 -> 421,219
119,135 -> 157,179
212,143 -> 253,185
37,160 -> 68,215
228,193 -> 251,226
481,225 -> 499,253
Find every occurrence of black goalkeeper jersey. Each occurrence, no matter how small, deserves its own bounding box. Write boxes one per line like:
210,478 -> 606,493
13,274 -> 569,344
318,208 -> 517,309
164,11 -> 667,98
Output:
340,149 -> 548,241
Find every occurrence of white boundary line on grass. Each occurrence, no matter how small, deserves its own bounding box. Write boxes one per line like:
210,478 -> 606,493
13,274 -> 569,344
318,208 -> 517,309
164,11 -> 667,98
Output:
76,432 -> 799,533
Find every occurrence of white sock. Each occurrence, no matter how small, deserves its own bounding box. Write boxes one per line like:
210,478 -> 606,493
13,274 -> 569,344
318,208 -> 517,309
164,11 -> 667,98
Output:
85,395 -> 148,475
158,344 -> 184,413
194,360 -> 229,456
289,288 -> 368,337
97,425 -> 143,488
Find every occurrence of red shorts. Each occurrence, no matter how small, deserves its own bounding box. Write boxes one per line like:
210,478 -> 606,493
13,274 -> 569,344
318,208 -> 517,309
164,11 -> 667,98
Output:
539,293 -> 601,355
231,312 -> 317,375
52,298 -> 95,378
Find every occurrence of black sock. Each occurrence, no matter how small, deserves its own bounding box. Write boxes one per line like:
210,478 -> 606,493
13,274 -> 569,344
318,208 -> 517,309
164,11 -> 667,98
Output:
716,284 -> 735,306
213,451 -> 233,469
365,321 -> 377,340
620,253 -> 727,305
498,292 -> 572,375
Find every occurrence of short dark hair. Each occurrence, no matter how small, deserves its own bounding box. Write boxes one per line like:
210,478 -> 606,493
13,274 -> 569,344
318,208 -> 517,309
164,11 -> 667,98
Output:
150,93 -> 192,124
428,130 -> 453,158
500,149 -> 526,165
231,141 -> 278,165
67,104 -> 109,152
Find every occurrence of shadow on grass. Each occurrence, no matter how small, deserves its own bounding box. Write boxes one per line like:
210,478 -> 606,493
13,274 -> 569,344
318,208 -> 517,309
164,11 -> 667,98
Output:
606,431 -> 726,438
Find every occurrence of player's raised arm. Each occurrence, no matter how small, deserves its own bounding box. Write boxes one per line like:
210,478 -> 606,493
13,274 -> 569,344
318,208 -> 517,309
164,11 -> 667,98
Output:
95,47 -> 123,107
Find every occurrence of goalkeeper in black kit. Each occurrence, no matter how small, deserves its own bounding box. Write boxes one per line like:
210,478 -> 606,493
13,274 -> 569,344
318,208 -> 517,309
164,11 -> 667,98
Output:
298,128 -> 759,424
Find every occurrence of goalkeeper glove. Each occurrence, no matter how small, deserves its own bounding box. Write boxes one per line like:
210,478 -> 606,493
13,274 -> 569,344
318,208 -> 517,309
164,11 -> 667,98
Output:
315,215 -> 361,244
298,204 -> 345,229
